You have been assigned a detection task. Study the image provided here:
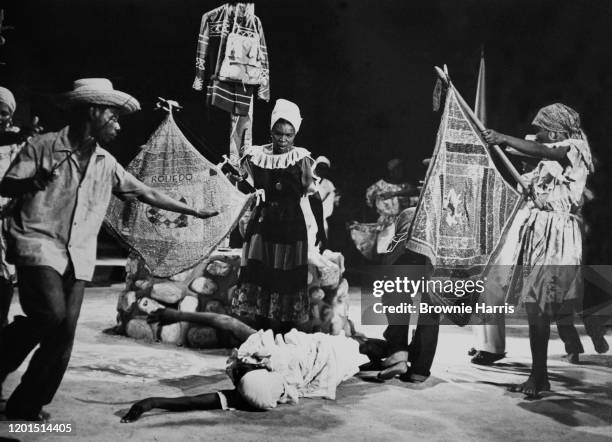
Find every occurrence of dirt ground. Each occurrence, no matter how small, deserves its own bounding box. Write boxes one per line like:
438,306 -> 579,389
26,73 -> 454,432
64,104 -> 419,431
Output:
1,285 -> 611,442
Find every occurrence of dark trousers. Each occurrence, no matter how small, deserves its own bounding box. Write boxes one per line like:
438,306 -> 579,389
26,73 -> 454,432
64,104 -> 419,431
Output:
0,265 -> 85,417
0,276 -> 13,329
556,316 -> 585,355
583,275 -> 612,340
383,292 -> 440,378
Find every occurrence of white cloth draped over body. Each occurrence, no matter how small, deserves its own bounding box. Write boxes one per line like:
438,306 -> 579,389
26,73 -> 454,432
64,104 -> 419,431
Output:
227,329 -> 368,404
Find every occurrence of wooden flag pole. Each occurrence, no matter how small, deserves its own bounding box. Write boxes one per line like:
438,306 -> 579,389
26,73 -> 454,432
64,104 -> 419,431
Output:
434,66 -> 542,209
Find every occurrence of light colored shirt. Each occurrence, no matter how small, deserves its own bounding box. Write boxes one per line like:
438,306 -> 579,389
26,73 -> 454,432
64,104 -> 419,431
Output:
521,139 -> 591,213
3,127 -> 148,281
318,178 -> 335,220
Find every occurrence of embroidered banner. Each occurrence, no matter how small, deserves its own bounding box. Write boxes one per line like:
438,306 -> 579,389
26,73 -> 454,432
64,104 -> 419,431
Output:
105,113 -> 253,277
406,88 -> 522,277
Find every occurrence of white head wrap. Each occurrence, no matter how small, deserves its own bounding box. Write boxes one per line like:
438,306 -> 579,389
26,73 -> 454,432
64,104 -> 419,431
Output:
314,156 -> 331,168
270,99 -> 302,133
0,87 -> 16,114
237,369 -> 285,409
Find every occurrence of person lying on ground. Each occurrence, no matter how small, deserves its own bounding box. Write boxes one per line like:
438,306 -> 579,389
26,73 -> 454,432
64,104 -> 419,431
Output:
120,308 -> 388,422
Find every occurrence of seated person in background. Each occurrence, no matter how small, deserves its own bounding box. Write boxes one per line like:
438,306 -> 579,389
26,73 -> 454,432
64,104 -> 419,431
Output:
365,158 -> 417,255
350,159 -> 419,261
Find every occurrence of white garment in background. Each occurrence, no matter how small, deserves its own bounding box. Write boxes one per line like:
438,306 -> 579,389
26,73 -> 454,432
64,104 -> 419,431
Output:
318,178 -> 335,233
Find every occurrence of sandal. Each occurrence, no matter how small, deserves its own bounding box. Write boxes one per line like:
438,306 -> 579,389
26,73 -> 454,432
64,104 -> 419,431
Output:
381,350 -> 408,368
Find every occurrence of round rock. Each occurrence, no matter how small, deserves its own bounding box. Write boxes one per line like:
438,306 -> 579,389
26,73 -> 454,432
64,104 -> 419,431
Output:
126,319 -> 155,342
189,277 -> 218,296
160,323 -> 182,345
150,282 -> 185,304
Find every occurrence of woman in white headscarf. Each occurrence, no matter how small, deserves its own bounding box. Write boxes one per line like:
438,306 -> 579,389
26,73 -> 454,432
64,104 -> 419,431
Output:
231,99 -> 314,332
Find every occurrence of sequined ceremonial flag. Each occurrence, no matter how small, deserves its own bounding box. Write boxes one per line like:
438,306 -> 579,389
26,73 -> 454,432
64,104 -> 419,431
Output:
105,113 -> 253,277
406,88 -> 521,278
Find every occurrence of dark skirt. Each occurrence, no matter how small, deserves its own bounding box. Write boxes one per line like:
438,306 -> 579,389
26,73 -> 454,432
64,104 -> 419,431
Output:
231,200 -> 310,324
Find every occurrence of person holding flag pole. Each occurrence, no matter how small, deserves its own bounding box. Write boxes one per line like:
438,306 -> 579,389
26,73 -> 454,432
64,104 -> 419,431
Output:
436,67 -> 594,398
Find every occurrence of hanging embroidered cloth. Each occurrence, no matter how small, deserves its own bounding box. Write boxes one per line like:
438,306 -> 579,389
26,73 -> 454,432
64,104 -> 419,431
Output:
105,113 -> 253,277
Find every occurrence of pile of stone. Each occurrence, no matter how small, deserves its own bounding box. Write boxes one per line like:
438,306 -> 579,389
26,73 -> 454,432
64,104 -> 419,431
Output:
115,248 -> 353,349
116,249 -> 241,348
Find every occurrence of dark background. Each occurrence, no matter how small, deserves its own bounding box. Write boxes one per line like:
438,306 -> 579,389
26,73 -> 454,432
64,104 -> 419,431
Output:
2,0 -> 612,261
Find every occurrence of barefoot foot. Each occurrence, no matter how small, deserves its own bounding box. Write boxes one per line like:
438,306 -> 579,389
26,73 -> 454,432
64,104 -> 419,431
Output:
507,376 -> 551,398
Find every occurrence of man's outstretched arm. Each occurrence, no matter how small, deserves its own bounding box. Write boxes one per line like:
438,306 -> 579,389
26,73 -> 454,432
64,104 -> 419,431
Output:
135,186 -> 218,219
121,393 -> 224,423
112,161 -> 218,219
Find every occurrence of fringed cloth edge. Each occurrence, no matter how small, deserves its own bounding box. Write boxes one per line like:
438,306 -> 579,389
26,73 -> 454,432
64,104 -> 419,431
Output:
242,144 -> 312,169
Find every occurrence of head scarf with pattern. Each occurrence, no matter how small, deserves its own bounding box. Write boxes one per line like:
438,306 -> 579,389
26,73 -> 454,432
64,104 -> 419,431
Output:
532,103 -> 594,172
532,103 -> 583,139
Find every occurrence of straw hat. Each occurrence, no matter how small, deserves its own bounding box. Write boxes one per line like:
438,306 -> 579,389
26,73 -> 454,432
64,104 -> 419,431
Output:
61,78 -> 140,114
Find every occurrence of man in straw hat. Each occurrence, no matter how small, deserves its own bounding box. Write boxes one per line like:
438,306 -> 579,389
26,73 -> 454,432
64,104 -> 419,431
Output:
0,78 -> 218,421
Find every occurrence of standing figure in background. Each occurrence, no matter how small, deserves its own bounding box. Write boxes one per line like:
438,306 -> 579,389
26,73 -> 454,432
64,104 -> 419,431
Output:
365,159 -> 417,255
313,156 -> 335,235
581,186 -> 610,355
0,87 -> 19,335
0,87 -> 42,336
232,99 -> 313,333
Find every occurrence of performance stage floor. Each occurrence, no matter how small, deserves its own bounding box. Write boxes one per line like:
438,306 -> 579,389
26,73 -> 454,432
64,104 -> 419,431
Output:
1,285 -> 611,441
